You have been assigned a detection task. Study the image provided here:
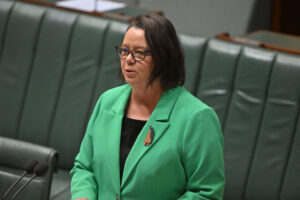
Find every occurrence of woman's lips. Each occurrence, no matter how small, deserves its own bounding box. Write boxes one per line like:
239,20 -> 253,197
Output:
125,69 -> 136,75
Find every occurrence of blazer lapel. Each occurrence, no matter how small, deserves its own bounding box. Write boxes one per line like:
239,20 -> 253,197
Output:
102,110 -> 122,192
102,85 -> 132,192
121,87 -> 180,189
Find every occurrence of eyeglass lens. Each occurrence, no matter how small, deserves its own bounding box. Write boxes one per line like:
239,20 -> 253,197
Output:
117,47 -> 148,61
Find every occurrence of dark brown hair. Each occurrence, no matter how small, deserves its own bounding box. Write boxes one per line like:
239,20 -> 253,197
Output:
124,14 -> 185,90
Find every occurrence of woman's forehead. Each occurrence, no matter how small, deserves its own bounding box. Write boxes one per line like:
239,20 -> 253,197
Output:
123,27 -> 149,48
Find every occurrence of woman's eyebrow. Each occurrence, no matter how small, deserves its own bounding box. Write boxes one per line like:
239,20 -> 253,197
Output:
121,44 -> 149,49
134,46 -> 149,50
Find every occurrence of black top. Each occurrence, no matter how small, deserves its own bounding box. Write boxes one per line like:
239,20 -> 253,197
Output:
120,116 -> 146,181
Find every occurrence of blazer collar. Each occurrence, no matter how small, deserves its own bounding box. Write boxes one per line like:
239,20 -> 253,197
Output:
112,84 -> 180,121
111,84 -> 132,115
150,86 -> 180,121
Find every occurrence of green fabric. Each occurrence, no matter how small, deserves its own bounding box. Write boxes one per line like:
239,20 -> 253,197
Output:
70,84 -> 224,200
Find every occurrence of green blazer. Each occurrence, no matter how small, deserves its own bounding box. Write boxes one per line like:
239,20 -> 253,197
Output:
71,84 -> 224,200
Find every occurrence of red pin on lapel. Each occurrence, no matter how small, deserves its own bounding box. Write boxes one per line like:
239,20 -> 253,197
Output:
144,126 -> 154,146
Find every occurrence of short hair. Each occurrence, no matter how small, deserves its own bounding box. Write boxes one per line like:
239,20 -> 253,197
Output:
124,14 -> 185,90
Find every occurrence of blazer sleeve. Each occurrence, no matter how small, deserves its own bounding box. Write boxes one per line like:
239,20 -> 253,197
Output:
178,108 -> 225,200
70,97 -> 103,200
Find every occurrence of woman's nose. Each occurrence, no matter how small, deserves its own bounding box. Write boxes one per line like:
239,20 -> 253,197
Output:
126,52 -> 135,64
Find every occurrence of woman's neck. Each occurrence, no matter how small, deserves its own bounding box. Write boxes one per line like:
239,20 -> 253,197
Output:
126,80 -> 163,120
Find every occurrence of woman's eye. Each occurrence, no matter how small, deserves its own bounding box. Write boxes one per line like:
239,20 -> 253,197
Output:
122,49 -> 129,54
135,50 -> 144,55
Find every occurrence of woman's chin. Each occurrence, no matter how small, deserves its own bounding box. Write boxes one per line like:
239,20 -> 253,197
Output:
125,79 -> 145,89
124,78 -> 136,86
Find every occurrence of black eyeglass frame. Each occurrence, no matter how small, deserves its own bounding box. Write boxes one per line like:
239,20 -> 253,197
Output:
115,46 -> 151,61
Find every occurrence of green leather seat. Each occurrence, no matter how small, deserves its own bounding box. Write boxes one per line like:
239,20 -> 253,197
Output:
196,39 -> 300,200
0,1 -> 126,199
0,136 -> 58,200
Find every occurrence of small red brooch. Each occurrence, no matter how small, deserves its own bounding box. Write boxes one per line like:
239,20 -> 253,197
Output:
144,126 -> 154,146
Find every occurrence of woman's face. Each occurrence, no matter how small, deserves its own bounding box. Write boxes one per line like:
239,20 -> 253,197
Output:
120,27 -> 155,89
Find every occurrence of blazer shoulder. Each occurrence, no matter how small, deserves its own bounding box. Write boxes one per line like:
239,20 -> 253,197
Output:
96,84 -> 130,107
101,84 -> 129,98
176,87 -> 213,113
173,88 -> 222,128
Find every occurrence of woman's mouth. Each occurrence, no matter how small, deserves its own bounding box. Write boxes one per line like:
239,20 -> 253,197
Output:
125,69 -> 136,75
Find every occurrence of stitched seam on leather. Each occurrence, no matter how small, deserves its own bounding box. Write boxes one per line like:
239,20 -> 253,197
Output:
81,20 -> 111,142
278,93 -> 300,198
46,14 -> 79,148
15,7 -> 47,139
0,1 -> 15,65
221,45 -> 243,133
242,53 -> 277,199
193,39 -> 208,96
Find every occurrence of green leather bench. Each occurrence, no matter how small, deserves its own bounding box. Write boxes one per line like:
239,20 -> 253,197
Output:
0,1 -> 299,200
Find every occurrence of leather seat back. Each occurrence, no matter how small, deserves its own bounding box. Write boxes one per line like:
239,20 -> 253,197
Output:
0,1 -> 127,171
196,39 -> 300,200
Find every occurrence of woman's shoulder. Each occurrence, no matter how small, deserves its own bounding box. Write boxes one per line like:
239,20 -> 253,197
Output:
169,87 -> 221,124
175,87 -> 212,112
101,84 -> 130,98
95,84 -> 130,107
172,87 -> 221,129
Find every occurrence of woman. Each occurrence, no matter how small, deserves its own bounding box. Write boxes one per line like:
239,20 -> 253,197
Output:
71,14 -> 224,200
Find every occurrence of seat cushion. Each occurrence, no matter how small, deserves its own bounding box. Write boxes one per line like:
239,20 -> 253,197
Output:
50,169 -> 71,200
0,165 -> 46,200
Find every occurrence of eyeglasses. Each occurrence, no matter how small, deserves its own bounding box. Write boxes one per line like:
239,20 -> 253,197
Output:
115,46 -> 151,61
